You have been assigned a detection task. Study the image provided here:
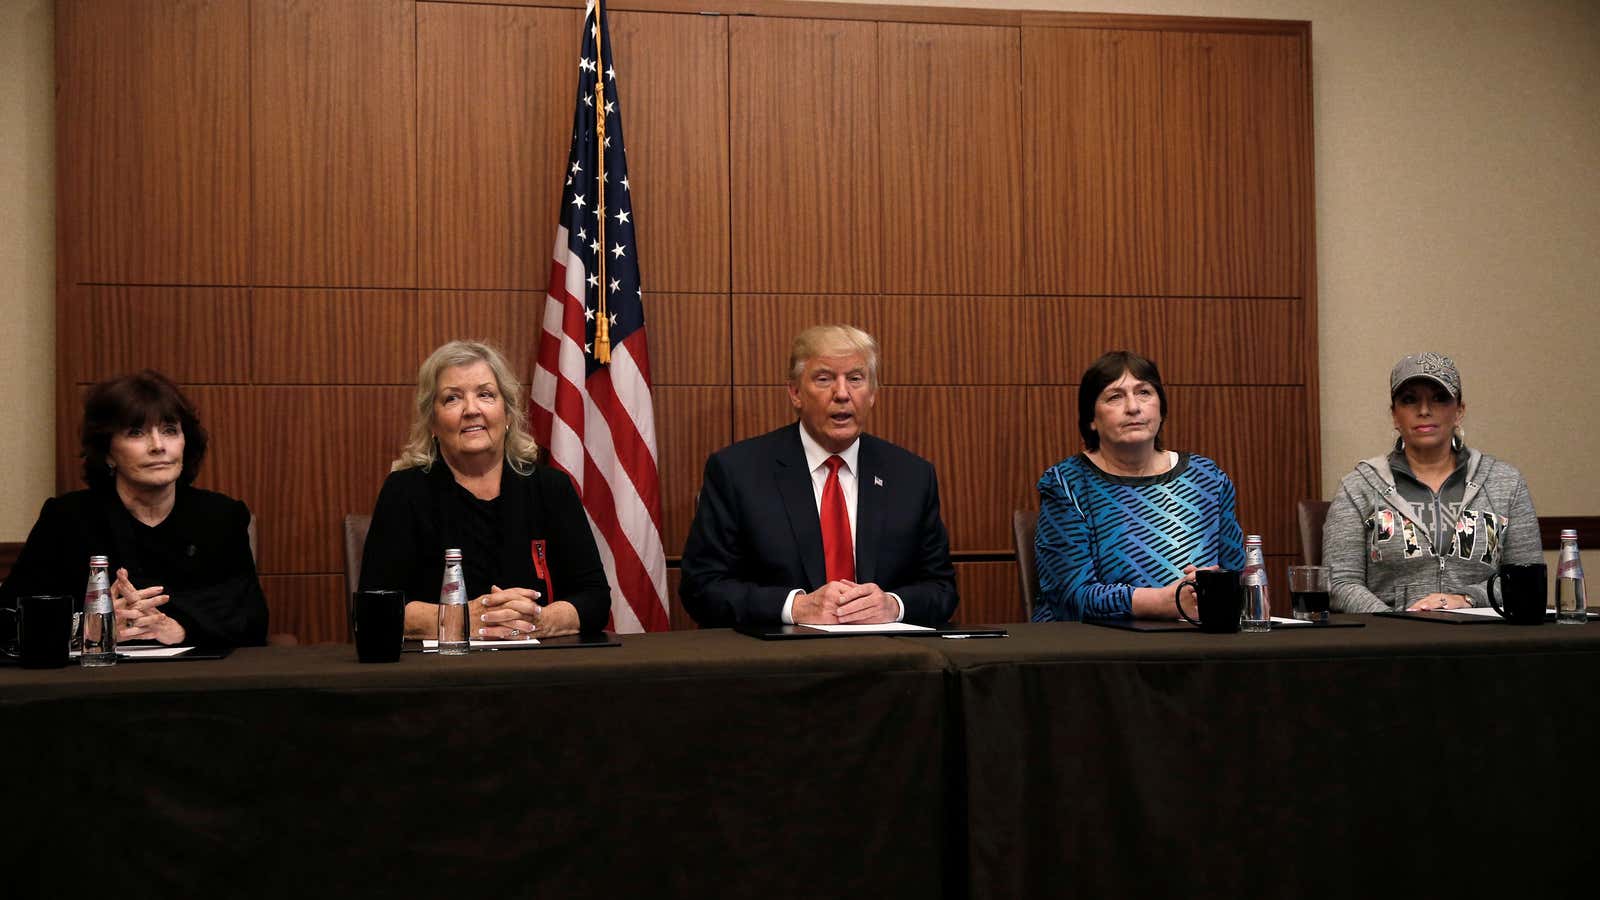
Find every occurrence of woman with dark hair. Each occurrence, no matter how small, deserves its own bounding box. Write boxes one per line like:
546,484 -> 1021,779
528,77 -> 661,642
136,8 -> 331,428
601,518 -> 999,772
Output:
360,340 -> 611,639
1324,353 -> 1540,612
1032,351 -> 1244,622
1,370 -> 267,647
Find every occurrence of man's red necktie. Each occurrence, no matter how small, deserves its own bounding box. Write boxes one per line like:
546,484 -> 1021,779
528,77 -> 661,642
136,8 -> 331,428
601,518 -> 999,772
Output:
820,455 -> 855,582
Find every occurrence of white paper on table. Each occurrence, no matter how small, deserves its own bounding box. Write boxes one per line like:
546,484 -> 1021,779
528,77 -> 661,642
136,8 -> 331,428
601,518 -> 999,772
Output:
1436,607 -> 1509,619
69,645 -> 195,658
1267,616 -> 1314,626
122,645 -> 196,658
800,623 -> 934,633
421,638 -> 541,649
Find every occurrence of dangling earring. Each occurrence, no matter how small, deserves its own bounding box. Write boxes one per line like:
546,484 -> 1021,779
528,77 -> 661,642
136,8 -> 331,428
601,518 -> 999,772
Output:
1451,427 -> 1464,453
1393,430 -> 1405,453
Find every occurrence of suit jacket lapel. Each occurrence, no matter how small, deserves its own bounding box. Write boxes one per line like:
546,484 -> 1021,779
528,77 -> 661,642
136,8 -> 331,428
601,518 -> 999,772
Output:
854,436 -> 885,584
775,427 -> 826,589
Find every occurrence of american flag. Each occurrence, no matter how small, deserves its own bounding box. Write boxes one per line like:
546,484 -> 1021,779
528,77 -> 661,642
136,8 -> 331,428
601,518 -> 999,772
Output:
531,0 -> 668,633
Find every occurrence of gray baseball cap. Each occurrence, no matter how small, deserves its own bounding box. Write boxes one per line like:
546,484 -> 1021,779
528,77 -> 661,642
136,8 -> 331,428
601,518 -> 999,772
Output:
1389,352 -> 1461,400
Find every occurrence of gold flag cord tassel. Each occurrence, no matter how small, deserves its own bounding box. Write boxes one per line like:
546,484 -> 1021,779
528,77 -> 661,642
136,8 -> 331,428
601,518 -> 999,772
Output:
591,0 -> 611,363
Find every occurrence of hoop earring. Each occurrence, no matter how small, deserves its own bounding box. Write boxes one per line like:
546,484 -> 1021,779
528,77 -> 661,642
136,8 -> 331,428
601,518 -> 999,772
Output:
1393,431 -> 1404,453
1451,428 -> 1464,453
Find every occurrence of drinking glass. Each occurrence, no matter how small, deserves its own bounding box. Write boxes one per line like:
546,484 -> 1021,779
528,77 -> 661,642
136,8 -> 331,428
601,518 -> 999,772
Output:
1288,566 -> 1331,624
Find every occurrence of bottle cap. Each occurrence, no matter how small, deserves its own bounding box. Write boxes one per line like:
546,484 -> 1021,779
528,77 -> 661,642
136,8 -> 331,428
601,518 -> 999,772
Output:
444,548 -> 462,561
1560,529 -> 1578,540
1244,534 -> 1262,546
89,555 -> 109,566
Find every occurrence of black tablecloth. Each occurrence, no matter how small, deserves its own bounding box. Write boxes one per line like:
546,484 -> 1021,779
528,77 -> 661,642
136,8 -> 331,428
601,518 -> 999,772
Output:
7,618 -> 1599,899
933,617 -> 1600,899
1,632 -> 951,899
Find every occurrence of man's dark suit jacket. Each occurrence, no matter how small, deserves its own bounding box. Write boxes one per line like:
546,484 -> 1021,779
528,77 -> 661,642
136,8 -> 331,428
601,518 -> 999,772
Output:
679,424 -> 958,627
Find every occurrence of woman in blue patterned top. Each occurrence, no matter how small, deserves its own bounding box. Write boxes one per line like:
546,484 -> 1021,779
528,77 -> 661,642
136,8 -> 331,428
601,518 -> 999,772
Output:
1033,351 -> 1245,622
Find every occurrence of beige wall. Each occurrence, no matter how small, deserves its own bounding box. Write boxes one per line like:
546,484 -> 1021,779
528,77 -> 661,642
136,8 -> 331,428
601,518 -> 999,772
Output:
3,0 -> 1597,538
1,0 -> 55,540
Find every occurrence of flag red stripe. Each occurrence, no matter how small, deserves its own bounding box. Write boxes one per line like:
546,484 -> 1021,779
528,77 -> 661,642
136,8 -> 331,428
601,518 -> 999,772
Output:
585,357 -> 663,531
536,313 -> 668,632
576,444 -> 669,631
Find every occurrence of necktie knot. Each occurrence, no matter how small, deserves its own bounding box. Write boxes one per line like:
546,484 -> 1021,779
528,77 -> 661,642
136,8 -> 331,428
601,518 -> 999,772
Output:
824,455 -> 845,476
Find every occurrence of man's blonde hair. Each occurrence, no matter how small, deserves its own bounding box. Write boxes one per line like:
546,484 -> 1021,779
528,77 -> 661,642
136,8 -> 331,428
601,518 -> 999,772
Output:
787,324 -> 880,387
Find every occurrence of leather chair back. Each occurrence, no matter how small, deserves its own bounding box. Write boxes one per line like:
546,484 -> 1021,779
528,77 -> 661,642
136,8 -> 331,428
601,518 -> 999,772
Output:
1296,499 -> 1332,566
1013,508 -> 1040,620
343,513 -> 372,638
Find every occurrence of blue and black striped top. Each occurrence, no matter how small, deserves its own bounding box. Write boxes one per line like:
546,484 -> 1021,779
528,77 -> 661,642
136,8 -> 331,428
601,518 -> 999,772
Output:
1032,452 -> 1245,621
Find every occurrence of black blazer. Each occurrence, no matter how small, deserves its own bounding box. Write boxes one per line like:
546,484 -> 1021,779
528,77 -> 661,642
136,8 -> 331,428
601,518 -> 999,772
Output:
0,486 -> 268,647
679,424 -> 958,627
359,463 -> 613,633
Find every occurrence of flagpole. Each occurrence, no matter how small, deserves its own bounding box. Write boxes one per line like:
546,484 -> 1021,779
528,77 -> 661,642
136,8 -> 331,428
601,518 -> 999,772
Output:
591,0 -> 612,363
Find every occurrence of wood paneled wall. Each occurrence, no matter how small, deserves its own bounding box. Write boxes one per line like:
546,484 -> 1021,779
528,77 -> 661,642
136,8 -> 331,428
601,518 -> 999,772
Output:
55,0 -> 1317,640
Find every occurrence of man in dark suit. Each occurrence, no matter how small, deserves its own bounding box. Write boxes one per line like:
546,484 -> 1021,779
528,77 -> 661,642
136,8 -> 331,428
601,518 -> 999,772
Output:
680,325 -> 958,627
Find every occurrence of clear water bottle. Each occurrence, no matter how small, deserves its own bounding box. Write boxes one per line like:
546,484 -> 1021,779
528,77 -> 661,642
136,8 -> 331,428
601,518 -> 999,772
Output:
1555,529 -> 1587,625
437,548 -> 469,655
80,555 -> 117,667
1241,535 -> 1272,633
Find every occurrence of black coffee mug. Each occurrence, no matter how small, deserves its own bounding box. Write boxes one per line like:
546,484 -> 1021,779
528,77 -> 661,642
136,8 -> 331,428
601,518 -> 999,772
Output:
353,590 -> 406,662
3,595 -> 75,668
1175,569 -> 1244,633
1487,563 -> 1547,625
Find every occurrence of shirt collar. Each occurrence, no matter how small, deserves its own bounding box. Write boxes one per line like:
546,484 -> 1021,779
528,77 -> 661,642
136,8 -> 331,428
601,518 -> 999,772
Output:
797,422 -> 860,476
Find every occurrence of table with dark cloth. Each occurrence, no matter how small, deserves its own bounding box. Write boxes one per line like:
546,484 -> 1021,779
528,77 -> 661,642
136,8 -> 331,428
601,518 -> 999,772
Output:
0,631 -> 952,899
936,617 -> 1600,900
7,618 -> 1599,900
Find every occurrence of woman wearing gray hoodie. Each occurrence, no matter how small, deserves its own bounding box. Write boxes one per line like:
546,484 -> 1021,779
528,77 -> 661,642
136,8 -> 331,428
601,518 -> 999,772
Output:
1324,353 -> 1541,613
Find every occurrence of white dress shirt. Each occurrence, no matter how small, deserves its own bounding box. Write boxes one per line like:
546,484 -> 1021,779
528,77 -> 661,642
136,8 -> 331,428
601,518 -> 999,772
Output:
781,425 -> 905,624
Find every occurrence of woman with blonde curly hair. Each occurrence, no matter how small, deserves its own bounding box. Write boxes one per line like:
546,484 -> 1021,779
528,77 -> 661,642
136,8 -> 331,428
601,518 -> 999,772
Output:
360,340 -> 611,638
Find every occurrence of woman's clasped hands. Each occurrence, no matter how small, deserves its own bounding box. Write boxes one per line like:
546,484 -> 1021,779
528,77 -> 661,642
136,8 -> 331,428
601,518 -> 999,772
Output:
472,586 -> 583,639
469,585 -> 542,640
112,567 -> 186,644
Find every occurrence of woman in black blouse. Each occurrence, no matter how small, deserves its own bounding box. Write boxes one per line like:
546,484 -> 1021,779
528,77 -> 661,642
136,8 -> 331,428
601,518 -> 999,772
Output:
1,370 -> 267,647
360,340 -> 611,638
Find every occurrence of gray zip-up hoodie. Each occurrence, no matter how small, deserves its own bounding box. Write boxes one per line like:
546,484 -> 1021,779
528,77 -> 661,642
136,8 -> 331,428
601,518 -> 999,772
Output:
1323,448 -> 1540,612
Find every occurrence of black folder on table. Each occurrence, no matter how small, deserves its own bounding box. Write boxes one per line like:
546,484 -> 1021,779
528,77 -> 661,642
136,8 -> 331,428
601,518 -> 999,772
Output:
1086,616 -> 1364,632
735,624 -> 1007,640
401,631 -> 621,652
121,645 -> 234,662
1376,609 -> 1522,625
0,646 -> 237,666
